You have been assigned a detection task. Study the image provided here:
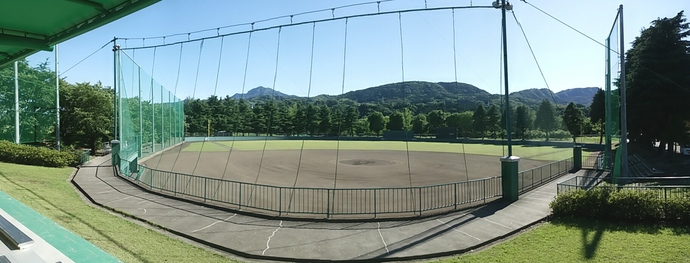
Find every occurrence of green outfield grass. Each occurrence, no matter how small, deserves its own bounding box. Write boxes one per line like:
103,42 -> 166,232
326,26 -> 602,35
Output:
182,140 -> 573,161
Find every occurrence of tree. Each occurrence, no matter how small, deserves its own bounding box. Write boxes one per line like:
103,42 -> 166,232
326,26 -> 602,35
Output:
473,104 -> 487,138
515,105 -> 532,140
563,102 -> 584,142
626,11 -> 690,151
486,104 -> 501,138
446,111 -> 473,138
317,104 -> 331,136
305,103 -> 318,136
344,105 -> 359,136
60,82 -> 113,153
411,114 -> 428,135
387,111 -> 405,131
427,110 -> 447,133
589,89 -> 605,144
535,99 -> 557,141
368,111 -> 385,136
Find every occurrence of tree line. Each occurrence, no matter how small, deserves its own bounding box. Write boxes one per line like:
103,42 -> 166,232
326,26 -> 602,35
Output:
185,95 -> 593,142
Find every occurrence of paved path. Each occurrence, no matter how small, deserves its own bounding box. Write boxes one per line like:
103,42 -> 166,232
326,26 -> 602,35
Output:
72,156 -> 578,262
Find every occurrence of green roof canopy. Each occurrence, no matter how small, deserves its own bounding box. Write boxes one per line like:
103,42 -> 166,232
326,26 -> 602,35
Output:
0,0 -> 160,68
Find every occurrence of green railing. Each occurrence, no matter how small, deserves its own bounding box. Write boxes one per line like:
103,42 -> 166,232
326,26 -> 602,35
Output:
116,165 -> 501,218
518,158 -> 574,194
582,152 -> 606,171
109,156 -> 574,219
557,176 -> 690,201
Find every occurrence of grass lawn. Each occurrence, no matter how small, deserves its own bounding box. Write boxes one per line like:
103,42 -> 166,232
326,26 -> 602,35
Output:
0,162 -> 235,263
1,162 -> 688,263
435,218 -> 690,263
183,140 -> 573,161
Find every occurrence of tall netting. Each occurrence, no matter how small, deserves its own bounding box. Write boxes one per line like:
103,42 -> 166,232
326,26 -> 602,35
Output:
114,2 -> 580,218
0,61 -> 57,145
604,10 -> 622,170
115,50 -> 184,174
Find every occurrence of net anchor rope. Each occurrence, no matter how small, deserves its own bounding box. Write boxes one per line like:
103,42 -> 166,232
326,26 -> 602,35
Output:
511,11 -> 557,105
190,39 -> 208,175
452,8 -> 471,183
170,42 -> 186,173
399,12 -> 416,213
287,22 -> 317,212
333,18 -> 349,190
250,26 -> 283,207
215,32 -> 254,203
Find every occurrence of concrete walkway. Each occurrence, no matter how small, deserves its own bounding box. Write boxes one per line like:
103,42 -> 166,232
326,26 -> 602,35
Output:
72,155 -> 578,262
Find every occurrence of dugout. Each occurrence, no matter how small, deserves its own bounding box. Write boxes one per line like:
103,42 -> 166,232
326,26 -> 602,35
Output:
383,130 -> 415,141
436,127 -> 457,140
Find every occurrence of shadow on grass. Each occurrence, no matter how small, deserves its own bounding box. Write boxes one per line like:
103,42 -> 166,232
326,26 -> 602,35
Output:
551,218 -> 690,259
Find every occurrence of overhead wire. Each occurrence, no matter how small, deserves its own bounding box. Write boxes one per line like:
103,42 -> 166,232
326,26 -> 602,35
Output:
510,11 -> 558,105
59,40 -> 113,76
118,0 -> 396,42
118,5 -> 494,51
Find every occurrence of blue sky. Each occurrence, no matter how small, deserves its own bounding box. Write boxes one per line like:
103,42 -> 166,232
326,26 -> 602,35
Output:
27,0 -> 689,100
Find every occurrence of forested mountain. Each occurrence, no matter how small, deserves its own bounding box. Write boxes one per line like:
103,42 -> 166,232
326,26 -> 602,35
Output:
231,86 -> 295,99
340,81 -> 492,103
510,87 -> 599,106
238,82 -> 597,108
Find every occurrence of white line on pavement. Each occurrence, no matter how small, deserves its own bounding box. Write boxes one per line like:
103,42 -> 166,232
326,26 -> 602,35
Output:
436,219 -> 481,241
191,214 -> 237,233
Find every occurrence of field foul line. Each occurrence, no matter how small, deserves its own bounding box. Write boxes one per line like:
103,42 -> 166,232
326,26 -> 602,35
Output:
191,214 -> 237,233
436,219 -> 481,241
377,222 -> 389,254
262,220 -> 283,255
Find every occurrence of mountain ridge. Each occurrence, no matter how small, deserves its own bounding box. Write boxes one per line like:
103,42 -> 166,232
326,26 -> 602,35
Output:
234,82 -> 598,107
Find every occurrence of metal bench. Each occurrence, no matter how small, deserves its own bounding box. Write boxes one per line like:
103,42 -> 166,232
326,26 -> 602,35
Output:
0,215 -> 33,250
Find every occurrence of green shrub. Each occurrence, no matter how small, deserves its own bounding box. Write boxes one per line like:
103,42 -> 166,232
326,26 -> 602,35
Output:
551,186 -> 690,224
0,140 -> 80,167
664,197 -> 690,224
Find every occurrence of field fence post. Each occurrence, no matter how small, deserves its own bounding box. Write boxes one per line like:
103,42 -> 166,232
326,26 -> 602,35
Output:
454,183 -> 457,210
279,187 -> 283,216
374,189 -> 377,218
238,182 -> 242,210
418,187 -> 422,216
203,177 -> 207,202
327,189 -> 331,218
174,172 -> 178,196
483,179 -> 486,203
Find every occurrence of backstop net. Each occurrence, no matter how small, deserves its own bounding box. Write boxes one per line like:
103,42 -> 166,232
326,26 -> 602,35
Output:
115,50 -> 184,174
0,60 -> 57,145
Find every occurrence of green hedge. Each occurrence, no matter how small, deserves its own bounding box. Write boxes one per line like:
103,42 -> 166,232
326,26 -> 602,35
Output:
0,140 -> 81,167
551,187 -> 690,224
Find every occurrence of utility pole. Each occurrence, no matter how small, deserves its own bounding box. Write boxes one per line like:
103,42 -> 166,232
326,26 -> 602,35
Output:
56,44 -> 61,150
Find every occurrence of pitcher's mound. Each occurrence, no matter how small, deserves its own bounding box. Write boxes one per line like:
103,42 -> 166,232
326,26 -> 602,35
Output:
339,159 -> 396,166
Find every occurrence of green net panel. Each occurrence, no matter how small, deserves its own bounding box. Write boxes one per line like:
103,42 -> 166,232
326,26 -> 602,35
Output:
0,60 -> 57,145
116,51 -> 184,174
605,12 -> 622,170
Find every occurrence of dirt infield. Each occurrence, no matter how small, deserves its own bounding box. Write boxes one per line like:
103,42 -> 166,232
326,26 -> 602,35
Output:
142,142 -> 552,189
